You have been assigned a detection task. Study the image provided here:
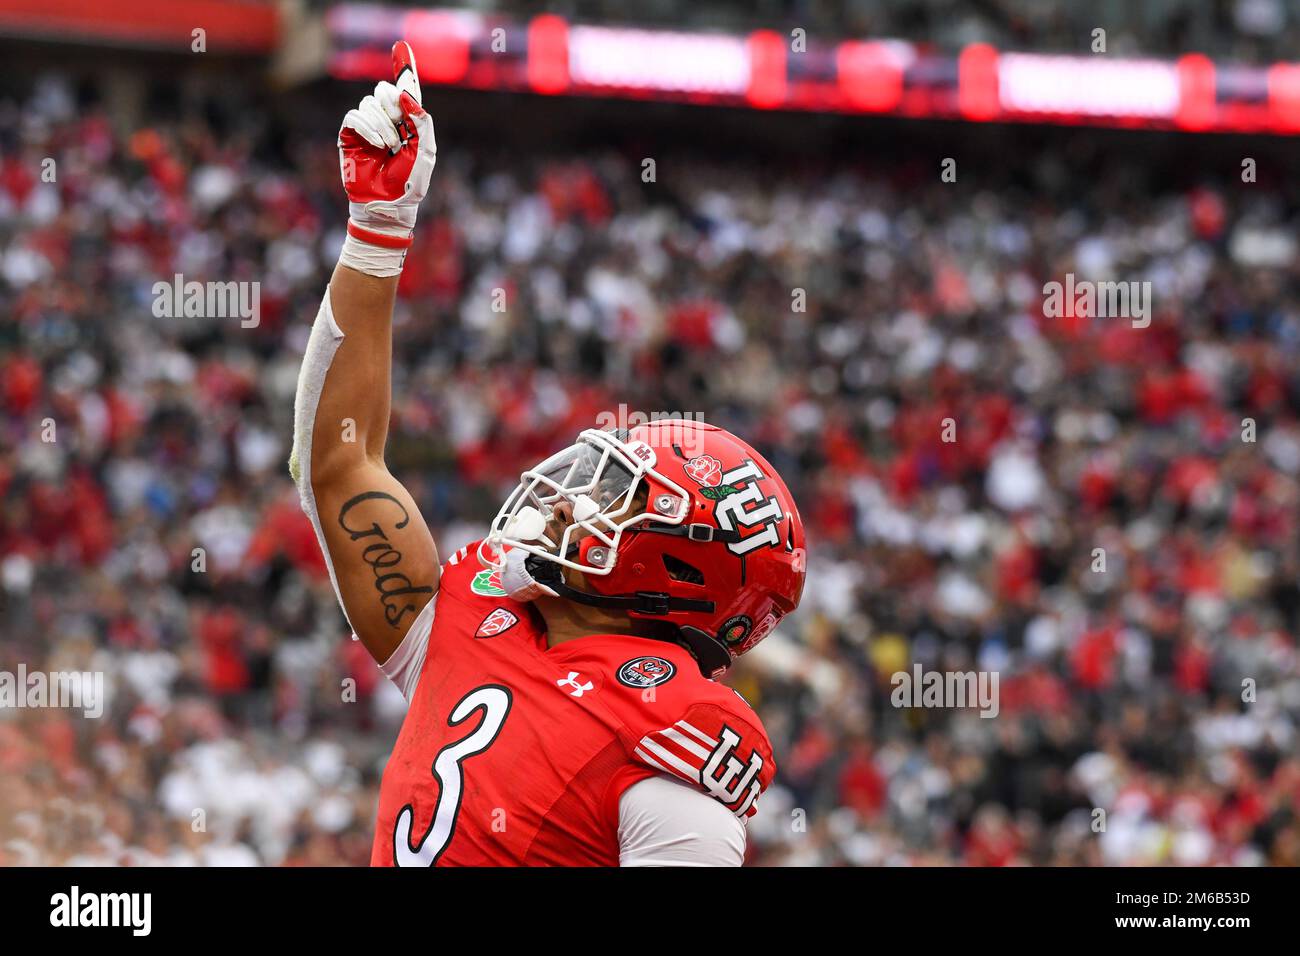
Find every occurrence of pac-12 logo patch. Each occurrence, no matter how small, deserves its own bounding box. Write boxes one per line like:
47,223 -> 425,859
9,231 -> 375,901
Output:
475,607 -> 519,638
617,656 -> 676,689
470,569 -> 507,597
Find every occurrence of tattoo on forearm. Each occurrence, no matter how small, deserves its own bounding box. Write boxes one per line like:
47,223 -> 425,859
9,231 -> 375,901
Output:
338,490 -> 434,628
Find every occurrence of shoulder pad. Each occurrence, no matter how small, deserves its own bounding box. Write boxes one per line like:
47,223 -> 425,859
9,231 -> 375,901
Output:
620,674 -> 776,819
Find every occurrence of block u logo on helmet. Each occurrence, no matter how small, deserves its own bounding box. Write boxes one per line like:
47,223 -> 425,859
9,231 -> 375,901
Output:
711,460 -> 785,556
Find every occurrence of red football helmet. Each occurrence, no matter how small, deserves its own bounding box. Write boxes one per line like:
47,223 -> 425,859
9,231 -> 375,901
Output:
478,420 -> 806,676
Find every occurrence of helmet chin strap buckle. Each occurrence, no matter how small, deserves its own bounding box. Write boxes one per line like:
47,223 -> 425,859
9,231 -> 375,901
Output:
634,592 -> 671,615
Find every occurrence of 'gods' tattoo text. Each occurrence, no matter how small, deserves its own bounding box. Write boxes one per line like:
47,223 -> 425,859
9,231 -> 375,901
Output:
338,491 -> 434,628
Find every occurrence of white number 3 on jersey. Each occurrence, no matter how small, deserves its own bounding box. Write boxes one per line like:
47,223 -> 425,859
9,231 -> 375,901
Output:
393,684 -> 512,866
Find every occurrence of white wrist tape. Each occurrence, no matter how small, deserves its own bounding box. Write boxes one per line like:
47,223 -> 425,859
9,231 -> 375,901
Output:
339,231 -> 408,278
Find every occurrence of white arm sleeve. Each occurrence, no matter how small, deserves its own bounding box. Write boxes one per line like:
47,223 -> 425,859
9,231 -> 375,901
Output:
379,592 -> 435,701
618,775 -> 746,867
291,290 -> 437,701
288,292 -> 353,630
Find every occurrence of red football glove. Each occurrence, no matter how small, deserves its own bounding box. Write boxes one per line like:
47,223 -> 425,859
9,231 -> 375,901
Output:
337,41 -> 437,272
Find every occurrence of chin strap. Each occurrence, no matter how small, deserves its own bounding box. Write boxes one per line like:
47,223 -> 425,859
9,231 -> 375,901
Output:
634,522 -> 745,545
519,551 -> 733,678
524,555 -> 715,616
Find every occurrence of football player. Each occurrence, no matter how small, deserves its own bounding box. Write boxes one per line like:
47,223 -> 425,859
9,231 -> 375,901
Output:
290,42 -> 806,866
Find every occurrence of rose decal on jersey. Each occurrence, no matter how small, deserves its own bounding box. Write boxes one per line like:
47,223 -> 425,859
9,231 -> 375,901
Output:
684,455 -> 723,487
470,569 -> 508,597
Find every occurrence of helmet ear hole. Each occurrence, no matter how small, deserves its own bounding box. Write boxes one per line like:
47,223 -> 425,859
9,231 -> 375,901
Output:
662,554 -> 705,586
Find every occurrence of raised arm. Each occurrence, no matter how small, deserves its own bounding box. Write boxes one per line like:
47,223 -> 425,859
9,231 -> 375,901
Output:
289,42 -> 440,665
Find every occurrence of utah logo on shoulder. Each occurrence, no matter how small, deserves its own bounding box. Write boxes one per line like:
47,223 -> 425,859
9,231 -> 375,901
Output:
475,607 -> 519,638
617,656 -> 676,689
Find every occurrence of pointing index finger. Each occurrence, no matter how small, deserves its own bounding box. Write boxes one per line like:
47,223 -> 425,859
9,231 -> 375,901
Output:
392,40 -> 422,108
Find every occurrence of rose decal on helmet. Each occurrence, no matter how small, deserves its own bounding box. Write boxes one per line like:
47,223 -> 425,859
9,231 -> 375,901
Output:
684,454 -> 723,487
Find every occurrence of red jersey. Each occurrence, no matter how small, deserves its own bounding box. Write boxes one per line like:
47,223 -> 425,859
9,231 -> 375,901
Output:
370,542 -> 777,866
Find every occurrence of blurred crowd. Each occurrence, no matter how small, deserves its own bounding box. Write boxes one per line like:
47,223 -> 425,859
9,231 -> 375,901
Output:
372,0 -> 1300,64
2,70 -> 1300,867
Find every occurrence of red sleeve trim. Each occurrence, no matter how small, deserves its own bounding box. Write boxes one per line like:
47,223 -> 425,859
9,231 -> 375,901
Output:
347,220 -> 413,249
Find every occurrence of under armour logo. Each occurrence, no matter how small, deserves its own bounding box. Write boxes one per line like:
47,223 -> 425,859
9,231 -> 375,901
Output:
557,672 -> 594,697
